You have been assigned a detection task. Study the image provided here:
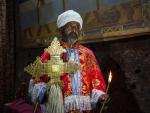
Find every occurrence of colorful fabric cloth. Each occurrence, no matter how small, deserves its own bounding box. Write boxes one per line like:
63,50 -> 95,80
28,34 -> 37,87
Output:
66,48 -> 81,96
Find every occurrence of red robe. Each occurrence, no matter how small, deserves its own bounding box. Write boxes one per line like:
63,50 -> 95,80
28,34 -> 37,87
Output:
37,44 -> 106,112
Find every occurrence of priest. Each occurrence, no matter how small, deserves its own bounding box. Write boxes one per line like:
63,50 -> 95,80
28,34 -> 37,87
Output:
28,10 -> 108,113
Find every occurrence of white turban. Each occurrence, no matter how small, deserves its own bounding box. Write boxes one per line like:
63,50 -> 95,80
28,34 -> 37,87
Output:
57,10 -> 83,29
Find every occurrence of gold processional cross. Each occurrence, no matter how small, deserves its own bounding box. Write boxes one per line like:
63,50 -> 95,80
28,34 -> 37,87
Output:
24,37 -> 80,86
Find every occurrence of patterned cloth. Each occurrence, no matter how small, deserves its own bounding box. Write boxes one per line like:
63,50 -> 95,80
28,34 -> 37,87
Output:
30,44 -> 106,112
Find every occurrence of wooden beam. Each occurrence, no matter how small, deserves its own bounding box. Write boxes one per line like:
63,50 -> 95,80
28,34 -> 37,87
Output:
96,0 -> 100,10
37,0 -> 40,25
62,0 -> 66,11
80,27 -> 150,43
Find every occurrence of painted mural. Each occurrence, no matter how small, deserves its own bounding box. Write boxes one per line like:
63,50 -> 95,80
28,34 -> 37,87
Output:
18,0 -> 150,48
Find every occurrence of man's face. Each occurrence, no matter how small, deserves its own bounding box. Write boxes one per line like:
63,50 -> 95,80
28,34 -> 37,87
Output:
64,21 -> 81,35
60,21 -> 81,45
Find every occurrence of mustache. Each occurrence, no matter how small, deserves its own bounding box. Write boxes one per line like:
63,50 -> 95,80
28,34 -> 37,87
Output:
65,32 -> 78,45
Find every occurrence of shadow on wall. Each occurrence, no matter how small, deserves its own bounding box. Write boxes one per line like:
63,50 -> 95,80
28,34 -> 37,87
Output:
94,55 -> 142,113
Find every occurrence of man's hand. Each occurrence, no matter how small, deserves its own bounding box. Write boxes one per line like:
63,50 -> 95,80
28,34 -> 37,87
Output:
67,60 -> 80,75
98,94 -> 109,103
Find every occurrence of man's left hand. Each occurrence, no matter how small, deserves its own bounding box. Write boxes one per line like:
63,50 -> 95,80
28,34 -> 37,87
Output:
98,94 -> 109,103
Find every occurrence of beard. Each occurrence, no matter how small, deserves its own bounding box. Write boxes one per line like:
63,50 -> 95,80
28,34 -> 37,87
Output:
63,32 -> 78,45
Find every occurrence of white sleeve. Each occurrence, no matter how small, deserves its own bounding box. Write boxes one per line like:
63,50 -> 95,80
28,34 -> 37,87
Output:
31,82 -> 46,103
28,79 -> 34,95
91,89 -> 105,104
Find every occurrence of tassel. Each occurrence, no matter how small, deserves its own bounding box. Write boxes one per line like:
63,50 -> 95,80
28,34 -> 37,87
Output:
46,84 -> 64,113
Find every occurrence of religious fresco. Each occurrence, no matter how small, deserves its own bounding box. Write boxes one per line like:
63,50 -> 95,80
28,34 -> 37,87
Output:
19,0 -> 150,48
80,0 -> 150,43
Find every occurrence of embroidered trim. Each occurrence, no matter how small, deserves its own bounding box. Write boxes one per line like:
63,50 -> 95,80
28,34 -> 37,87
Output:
64,95 -> 92,111
91,89 -> 105,103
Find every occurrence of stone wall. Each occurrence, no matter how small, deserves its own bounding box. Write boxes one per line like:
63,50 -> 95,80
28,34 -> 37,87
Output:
87,35 -> 150,113
0,0 -> 15,112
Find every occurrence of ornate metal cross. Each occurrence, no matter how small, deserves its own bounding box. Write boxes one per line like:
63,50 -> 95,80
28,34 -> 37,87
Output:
24,37 -> 80,86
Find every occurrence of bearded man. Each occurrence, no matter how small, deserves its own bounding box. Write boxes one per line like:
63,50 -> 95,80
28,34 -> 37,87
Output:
29,10 -> 108,113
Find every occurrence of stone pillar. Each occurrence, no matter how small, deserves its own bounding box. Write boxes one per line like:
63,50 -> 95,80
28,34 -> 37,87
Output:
0,0 -> 15,112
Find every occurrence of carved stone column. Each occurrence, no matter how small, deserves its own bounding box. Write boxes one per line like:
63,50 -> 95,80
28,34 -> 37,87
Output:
0,0 -> 15,112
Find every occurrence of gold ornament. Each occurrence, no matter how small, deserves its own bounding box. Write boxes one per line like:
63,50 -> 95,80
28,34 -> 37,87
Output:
24,37 -> 80,86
